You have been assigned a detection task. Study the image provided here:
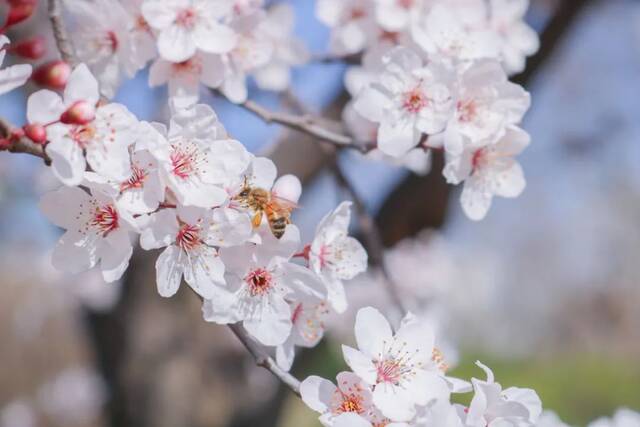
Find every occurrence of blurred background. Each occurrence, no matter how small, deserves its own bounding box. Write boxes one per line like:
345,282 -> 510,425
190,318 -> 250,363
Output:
1,0 -> 640,426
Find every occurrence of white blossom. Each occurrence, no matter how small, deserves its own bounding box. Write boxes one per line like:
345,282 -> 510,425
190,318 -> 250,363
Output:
309,201 -> 367,313
342,307 -> 450,421
588,409 -> 640,427
39,185 -> 136,282
142,0 -> 237,62
461,361 -> 541,427
27,64 -> 138,186
354,47 -> 454,158
444,125 -> 529,220
488,0 -> 539,74
203,225 -> 326,346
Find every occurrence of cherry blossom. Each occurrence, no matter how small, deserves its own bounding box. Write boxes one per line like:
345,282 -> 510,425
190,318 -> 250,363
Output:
354,46 -> 454,157
253,3 -> 309,92
300,371 -> 376,426
121,0 -> 158,68
216,12 -> 274,103
460,361 -> 541,427
0,35 -> 32,95
148,103 -> 251,208
66,0 -> 149,98
203,226 -> 326,346
26,64 -> 138,186
39,185 -> 136,283
488,0 -> 540,74
444,59 -> 530,154
84,145 -> 165,215
411,3 -> 500,65
342,307 -> 450,421
315,0 -> 375,55
309,201 -> 367,313
537,411 -> 571,427
443,125 -> 529,220
142,0 -> 237,63
148,51 -> 224,104
140,206 -> 236,299
276,297 -> 330,371
373,0 -> 424,32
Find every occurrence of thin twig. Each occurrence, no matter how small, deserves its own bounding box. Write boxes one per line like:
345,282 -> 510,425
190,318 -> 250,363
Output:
239,99 -> 375,154
228,324 -> 301,396
47,0 -> 76,65
330,160 -> 407,316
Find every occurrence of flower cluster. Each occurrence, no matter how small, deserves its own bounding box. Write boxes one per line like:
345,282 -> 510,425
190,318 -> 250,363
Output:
301,307 -> 543,427
331,0 -> 537,220
34,64 -> 367,370
64,0 -> 309,102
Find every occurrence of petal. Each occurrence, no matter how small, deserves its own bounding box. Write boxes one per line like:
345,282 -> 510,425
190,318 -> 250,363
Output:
0,64 -> 32,95
45,131 -> 86,186
341,345 -> 377,385
100,231 -> 133,282
140,209 -> 179,250
155,245 -> 183,297
333,413 -> 372,427
64,64 -> 100,106
206,207 -> 252,247
372,384 -> 415,421
354,307 -> 393,358
141,0 -> 185,29
243,294 -> 292,345
276,338 -> 295,372
183,247 -> 226,299
39,186 -> 91,229
193,22 -> 237,54
158,25 -> 196,62
377,119 -> 420,158
51,230 -> 98,273
353,86 -> 388,123
460,174 -> 493,221
300,375 -> 337,414
27,90 -> 65,124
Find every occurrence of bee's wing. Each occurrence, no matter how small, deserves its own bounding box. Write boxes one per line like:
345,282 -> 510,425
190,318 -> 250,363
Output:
269,195 -> 299,212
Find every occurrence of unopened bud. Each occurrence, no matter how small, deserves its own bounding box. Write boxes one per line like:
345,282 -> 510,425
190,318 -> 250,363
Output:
32,60 -> 71,89
23,123 -> 47,144
11,36 -> 46,60
60,100 -> 96,125
4,1 -> 36,28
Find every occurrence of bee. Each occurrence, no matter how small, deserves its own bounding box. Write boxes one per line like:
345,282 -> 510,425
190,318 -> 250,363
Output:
234,180 -> 297,239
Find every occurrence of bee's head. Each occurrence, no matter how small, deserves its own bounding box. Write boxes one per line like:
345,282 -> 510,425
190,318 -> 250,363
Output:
238,187 -> 251,199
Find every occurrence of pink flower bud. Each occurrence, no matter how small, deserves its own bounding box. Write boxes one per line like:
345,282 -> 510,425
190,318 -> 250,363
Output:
23,123 -> 47,144
32,60 -> 71,89
3,1 -> 36,28
11,36 -> 46,60
60,100 -> 96,125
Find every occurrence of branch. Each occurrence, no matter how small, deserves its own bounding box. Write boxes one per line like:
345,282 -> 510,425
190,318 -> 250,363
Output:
330,159 -> 407,316
47,0 -> 76,65
239,99 -> 374,154
228,324 -> 301,396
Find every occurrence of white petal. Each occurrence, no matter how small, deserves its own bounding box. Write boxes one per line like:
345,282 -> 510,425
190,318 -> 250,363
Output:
46,131 -> 86,186
355,307 -> 393,358
0,64 -> 32,95
244,294 -> 292,346
377,119 -> 419,158
155,245 -> 183,297
183,247 -> 225,299
27,90 -> 65,124
299,375 -> 337,414
341,345 -> 377,385
39,186 -> 91,229
100,231 -> 133,282
64,64 -> 100,106
193,22 -> 237,54
158,25 -> 196,62
52,231 -> 98,273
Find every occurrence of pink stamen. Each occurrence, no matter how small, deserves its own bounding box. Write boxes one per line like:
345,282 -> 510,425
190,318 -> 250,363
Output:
120,166 -> 147,192
176,223 -> 201,251
402,88 -> 428,114
244,268 -> 273,296
91,205 -> 119,236
176,8 -> 197,29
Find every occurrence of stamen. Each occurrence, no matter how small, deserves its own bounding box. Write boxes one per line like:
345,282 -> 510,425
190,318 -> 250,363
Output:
91,205 -> 119,236
244,268 -> 273,296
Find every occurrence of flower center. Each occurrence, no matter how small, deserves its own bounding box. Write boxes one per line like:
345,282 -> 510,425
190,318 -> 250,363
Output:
457,99 -> 478,123
170,145 -> 199,179
176,223 -> 201,251
120,166 -> 148,192
135,15 -> 151,32
176,8 -> 197,29
349,7 -> 366,20
337,394 -> 365,415
245,268 -> 273,296
471,147 -> 487,171
91,205 -> 119,235
106,30 -> 118,52
397,0 -> 413,9
172,57 -> 203,77
70,124 -> 96,149
402,88 -> 427,114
